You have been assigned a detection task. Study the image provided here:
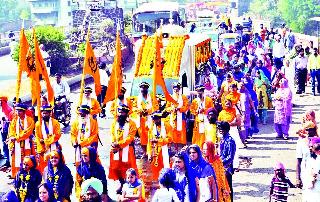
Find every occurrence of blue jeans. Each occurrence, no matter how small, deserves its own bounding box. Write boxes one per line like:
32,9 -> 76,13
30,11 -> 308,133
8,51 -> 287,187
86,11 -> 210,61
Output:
310,69 -> 320,93
1,132 -> 10,165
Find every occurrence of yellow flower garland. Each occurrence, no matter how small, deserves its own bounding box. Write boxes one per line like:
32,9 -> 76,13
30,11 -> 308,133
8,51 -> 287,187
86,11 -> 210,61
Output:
19,173 -> 31,202
163,36 -> 187,78
135,35 -> 147,77
136,35 -> 188,78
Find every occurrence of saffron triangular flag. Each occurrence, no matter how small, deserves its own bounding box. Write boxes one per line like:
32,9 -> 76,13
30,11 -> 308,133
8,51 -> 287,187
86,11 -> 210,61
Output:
152,35 -> 177,105
15,29 -> 30,101
103,30 -> 122,104
79,29 -> 101,105
34,34 -> 54,106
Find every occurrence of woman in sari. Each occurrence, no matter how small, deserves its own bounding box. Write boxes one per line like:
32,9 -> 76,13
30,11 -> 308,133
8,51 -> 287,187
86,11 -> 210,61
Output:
273,78 -> 292,140
242,70 -> 259,136
76,147 -> 108,200
204,76 -> 217,100
187,144 -> 219,202
172,151 -> 198,202
254,70 -> 271,125
218,73 -> 238,108
218,99 -> 244,171
202,141 -> 231,202
43,150 -> 73,202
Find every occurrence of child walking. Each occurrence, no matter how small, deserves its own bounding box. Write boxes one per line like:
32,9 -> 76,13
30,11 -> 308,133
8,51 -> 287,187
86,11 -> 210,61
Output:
269,162 -> 295,202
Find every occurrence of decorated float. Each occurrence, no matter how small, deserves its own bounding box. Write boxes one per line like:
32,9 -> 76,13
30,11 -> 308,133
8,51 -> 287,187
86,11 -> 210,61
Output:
130,23 -> 212,97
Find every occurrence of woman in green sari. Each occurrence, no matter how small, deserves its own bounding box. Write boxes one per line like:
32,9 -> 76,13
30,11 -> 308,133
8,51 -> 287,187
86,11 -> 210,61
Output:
254,70 -> 271,125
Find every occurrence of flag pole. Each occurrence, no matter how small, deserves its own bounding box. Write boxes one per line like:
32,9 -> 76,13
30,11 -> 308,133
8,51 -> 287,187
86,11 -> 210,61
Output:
114,20 -> 120,107
15,29 -> 24,102
79,24 -> 91,107
33,29 -> 42,149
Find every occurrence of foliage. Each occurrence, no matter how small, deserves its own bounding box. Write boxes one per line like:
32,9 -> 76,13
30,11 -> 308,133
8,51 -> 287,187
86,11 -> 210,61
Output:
248,0 -> 320,33
20,9 -> 30,20
278,0 -> 320,33
12,26 -> 70,74
0,0 -> 31,23
94,18 -> 115,43
77,42 -> 86,56
247,0 -> 282,26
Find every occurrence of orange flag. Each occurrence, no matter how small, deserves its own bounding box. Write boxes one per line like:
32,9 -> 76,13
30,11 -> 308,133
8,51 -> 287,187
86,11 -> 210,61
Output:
34,33 -> 54,106
79,30 -> 101,106
15,29 -> 30,101
29,30 -> 41,106
152,35 -> 177,105
103,30 -> 122,104
80,30 -> 101,100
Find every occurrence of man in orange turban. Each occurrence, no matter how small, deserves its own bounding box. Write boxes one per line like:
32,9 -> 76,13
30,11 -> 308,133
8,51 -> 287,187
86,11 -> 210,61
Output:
70,105 -> 98,165
190,85 -> 214,146
35,105 -> 61,173
8,103 -> 35,178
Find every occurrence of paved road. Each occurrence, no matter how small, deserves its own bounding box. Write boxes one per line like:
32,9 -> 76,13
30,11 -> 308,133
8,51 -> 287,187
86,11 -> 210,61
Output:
0,70 -> 319,201
233,90 -> 320,201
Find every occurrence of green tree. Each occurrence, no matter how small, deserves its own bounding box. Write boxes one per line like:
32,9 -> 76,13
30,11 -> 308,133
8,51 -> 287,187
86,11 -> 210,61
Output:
248,0 -> 320,33
12,26 -> 70,74
247,0 -> 282,25
278,0 -> 320,32
20,9 -> 30,20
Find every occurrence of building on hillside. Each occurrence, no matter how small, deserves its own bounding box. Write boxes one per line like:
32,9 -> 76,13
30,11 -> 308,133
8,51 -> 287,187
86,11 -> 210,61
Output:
26,0 -> 75,27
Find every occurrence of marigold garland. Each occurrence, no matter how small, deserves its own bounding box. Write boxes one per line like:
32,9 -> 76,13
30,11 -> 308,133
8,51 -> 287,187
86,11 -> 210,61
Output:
163,36 -> 187,78
135,35 -> 147,77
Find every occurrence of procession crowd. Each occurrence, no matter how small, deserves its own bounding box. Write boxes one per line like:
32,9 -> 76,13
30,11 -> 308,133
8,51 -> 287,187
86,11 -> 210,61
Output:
0,23 -> 320,202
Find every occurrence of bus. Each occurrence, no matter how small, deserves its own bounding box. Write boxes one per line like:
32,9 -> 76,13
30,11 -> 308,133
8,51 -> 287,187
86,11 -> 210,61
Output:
132,2 -> 185,41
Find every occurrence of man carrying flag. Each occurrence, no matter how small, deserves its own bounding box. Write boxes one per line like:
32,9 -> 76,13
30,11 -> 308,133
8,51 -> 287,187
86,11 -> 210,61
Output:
8,103 -> 35,178
109,104 -> 137,193
70,105 -> 98,165
35,105 -> 61,173
166,82 -> 189,148
133,82 -> 154,155
190,85 -> 214,147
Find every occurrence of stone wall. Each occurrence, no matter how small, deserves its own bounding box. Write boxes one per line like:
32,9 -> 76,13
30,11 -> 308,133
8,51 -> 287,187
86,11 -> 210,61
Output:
72,8 -> 124,34
72,10 -> 86,28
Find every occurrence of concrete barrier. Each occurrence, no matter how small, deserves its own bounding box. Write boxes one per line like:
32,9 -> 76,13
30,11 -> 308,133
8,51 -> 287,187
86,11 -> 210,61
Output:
0,46 -> 11,56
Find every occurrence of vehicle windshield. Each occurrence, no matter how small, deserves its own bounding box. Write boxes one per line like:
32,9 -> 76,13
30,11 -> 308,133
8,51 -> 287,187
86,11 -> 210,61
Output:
133,11 -> 181,34
223,38 -> 236,48
132,2 -> 183,35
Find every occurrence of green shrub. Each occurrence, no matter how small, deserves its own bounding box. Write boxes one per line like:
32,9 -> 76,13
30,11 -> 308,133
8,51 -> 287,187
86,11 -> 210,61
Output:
12,25 -> 70,74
